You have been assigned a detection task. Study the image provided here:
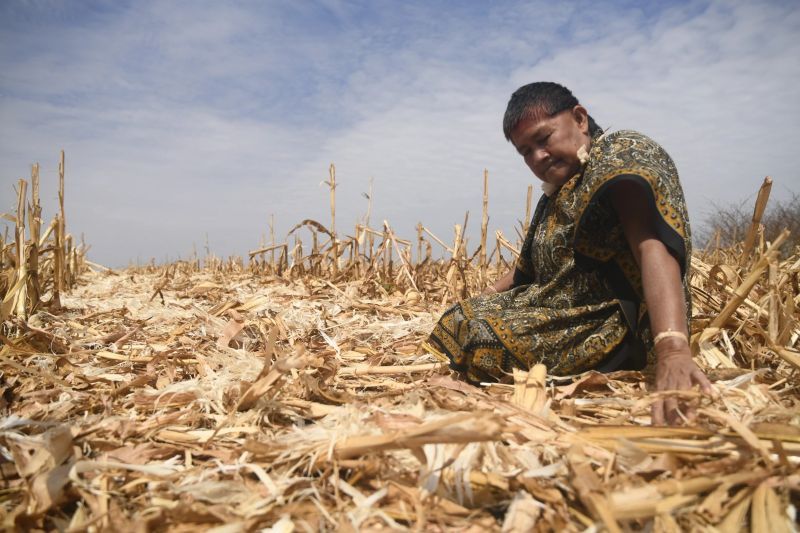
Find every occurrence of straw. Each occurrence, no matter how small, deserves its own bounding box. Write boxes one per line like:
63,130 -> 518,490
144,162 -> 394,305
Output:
1,159 -> 797,531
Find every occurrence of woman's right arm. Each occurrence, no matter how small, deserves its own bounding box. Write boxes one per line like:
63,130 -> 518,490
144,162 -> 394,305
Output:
482,269 -> 517,295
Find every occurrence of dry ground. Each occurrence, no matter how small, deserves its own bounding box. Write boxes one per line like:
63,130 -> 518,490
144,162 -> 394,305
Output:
1,264 -> 799,531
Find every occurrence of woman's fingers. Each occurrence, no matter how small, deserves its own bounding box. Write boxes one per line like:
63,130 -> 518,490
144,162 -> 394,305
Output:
652,399 -> 665,426
653,355 -> 717,426
691,368 -> 715,396
659,371 -> 693,426
664,395 -> 681,425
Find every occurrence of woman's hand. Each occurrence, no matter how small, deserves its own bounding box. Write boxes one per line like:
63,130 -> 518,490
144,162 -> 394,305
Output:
482,269 -> 516,295
653,339 -> 715,425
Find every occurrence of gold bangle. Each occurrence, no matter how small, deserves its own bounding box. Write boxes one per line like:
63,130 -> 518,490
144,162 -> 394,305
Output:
653,330 -> 689,345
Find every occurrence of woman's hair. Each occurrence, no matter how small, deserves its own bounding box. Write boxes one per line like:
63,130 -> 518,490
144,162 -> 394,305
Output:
502,82 -> 602,141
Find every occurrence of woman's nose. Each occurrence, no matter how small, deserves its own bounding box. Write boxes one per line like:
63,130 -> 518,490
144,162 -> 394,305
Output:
533,148 -> 549,167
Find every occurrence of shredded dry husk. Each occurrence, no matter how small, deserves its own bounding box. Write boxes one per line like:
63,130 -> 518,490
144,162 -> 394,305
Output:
1,165 -> 798,531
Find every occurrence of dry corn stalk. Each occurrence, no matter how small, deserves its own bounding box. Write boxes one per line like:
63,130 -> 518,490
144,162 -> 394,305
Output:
1,165 -> 798,530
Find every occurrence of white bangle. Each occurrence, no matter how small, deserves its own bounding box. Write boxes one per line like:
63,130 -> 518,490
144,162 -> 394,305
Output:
653,330 -> 689,345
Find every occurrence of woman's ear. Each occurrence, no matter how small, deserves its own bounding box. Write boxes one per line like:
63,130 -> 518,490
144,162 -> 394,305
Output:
572,105 -> 589,134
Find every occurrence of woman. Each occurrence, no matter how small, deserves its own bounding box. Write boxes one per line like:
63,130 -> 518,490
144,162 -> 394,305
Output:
426,82 -> 713,425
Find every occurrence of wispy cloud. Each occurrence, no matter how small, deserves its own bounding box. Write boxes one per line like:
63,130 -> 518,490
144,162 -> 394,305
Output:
1,0 -> 798,266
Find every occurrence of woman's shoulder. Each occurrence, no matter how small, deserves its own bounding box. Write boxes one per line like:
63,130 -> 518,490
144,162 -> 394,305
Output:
591,129 -> 676,172
595,129 -> 668,153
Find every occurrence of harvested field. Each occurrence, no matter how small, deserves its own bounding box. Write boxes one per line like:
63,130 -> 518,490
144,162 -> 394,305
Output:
1,163 -> 799,531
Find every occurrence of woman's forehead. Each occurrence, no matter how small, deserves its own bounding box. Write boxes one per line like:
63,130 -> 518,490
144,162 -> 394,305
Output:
512,109 -> 563,138
522,103 -> 556,121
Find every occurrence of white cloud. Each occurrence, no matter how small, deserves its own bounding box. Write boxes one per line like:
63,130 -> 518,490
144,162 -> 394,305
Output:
1,0 -> 798,266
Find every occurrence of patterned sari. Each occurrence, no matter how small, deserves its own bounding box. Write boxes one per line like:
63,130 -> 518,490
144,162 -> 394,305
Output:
426,130 -> 692,383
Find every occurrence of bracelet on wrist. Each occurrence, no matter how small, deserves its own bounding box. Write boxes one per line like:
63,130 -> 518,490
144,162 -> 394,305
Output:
653,329 -> 689,345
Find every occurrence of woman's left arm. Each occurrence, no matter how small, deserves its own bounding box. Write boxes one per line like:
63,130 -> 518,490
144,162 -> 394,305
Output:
609,181 -> 714,425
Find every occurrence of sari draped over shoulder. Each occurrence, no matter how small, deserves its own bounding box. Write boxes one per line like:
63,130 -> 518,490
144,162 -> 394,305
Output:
426,130 -> 692,384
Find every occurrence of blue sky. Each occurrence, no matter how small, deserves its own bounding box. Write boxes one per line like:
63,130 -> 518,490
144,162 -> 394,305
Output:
1,0 -> 798,267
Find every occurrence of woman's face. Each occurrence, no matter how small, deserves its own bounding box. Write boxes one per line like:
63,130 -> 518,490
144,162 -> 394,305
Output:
510,105 -> 591,187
